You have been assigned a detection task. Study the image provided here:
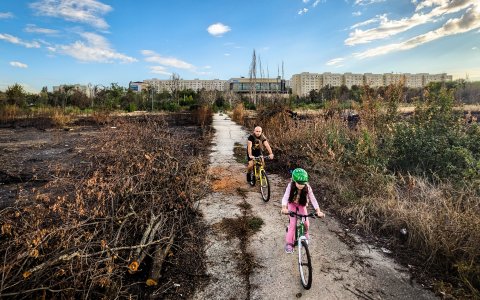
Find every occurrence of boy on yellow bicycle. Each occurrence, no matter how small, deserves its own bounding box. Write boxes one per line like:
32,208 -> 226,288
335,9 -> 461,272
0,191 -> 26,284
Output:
246,126 -> 274,183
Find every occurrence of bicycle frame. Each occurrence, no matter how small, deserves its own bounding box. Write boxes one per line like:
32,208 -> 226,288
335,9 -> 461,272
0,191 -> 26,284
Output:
253,157 -> 265,186
288,209 -> 315,289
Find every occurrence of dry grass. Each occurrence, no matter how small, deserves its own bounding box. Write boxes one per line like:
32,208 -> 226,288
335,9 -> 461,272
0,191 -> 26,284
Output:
0,114 -> 212,298
242,104 -> 480,298
231,103 -> 246,123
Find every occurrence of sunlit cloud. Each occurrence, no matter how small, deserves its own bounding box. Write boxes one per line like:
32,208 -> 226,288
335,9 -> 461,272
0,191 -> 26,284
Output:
207,23 -> 231,37
0,12 -> 14,19
25,24 -> 59,35
354,6 -> 480,59
354,0 -> 386,5
326,57 -> 345,66
0,33 -> 40,48
353,11 -> 362,16
30,0 -> 112,30
350,14 -> 387,29
52,32 -> 137,63
346,0 -> 477,45
10,61 -> 28,68
149,65 -> 171,75
141,50 -> 195,69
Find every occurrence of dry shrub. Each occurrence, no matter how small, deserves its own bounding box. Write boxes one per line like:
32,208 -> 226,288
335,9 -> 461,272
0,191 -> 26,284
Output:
232,103 -> 246,123
50,108 -> 72,127
193,105 -> 213,127
91,110 -> 112,125
240,98 -> 480,297
0,105 -> 21,123
0,114 -> 212,298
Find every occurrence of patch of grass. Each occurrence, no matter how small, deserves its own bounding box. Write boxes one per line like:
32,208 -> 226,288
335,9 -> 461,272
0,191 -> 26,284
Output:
233,142 -> 247,164
247,216 -> 264,233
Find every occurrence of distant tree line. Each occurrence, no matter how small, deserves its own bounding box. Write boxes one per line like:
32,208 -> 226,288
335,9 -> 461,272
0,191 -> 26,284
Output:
0,83 -> 241,112
293,80 -> 480,107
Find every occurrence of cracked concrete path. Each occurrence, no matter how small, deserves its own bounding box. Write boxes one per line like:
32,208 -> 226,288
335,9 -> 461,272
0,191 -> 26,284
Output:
193,113 -> 438,300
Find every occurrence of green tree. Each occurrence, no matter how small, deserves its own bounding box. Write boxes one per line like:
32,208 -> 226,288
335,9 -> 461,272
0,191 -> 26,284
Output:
5,83 -> 27,107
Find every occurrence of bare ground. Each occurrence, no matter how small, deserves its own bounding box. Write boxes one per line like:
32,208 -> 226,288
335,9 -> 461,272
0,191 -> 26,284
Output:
194,113 -> 438,300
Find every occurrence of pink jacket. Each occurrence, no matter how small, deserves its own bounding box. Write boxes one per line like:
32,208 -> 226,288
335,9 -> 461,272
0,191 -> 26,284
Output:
281,181 -> 320,209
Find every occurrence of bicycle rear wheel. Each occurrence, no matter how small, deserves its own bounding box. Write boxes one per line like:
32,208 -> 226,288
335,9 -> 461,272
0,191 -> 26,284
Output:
298,240 -> 312,289
259,169 -> 270,202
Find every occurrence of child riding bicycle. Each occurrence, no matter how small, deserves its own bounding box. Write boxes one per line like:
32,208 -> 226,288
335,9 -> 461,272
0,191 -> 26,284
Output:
281,168 -> 325,254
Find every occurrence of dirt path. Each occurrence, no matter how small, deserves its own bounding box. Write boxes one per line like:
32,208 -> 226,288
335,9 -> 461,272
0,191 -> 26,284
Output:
194,113 -> 438,300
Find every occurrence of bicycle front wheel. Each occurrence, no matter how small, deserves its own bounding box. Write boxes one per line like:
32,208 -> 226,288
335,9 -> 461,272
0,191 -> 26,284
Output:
298,240 -> 312,289
259,169 -> 270,202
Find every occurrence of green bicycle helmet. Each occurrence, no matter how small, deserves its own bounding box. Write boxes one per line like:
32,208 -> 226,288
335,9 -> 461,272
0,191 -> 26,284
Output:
292,168 -> 308,184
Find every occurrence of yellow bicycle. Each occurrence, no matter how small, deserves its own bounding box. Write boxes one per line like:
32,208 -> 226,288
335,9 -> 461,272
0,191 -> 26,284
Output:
249,156 -> 270,202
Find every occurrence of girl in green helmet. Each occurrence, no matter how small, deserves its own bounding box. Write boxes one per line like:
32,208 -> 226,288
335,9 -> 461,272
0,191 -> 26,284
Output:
281,168 -> 325,253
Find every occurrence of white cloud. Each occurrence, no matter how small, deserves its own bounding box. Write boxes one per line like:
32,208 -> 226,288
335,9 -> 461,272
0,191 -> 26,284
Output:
350,14 -> 387,29
10,61 -> 28,68
149,66 -> 171,76
30,0 -> 112,29
346,0 -> 477,45
354,0 -> 386,5
353,11 -> 362,16
52,32 -> 137,63
355,6 -> 480,59
303,0 -> 310,3
141,50 -> 195,69
326,57 -> 345,66
0,33 -> 41,48
0,12 -> 14,19
204,65 -> 212,69
207,23 -> 231,37
313,0 -> 322,7
473,46 -> 478,50
25,24 -> 59,35
298,8 -> 309,15
224,53 -> 231,56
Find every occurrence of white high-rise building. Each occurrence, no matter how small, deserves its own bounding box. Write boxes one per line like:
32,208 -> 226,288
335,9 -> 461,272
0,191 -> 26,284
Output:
143,78 -> 226,92
404,73 -> 425,88
290,72 -> 453,96
322,72 -> 342,87
343,73 -> 364,89
291,72 -> 322,96
364,73 -> 384,88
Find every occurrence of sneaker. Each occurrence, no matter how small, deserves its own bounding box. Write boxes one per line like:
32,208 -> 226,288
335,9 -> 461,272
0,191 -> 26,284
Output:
284,244 -> 294,254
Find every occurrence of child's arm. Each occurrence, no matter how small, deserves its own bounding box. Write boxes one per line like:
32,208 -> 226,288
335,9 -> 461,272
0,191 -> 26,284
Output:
281,182 -> 292,214
307,184 -> 325,217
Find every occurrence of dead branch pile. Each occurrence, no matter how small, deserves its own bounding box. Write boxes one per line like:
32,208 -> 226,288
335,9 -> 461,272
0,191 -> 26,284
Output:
0,114 -> 211,298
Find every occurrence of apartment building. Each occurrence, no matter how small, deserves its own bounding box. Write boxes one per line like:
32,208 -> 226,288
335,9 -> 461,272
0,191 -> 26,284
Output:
291,72 -> 322,96
364,73 -> 384,88
142,78 -> 226,92
404,73 -> 425,88
424,74 -> 453,86
291,72 -> 453,96
384,73 -> 405,86
322,72 -> 342,87
343,73 -> 364,89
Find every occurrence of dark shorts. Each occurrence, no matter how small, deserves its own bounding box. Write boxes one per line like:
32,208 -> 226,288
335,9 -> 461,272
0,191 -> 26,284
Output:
247,151 -> 262,162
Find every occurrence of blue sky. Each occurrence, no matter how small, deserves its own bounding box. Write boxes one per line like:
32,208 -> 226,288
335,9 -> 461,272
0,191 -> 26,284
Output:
1,0 -> 479,92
